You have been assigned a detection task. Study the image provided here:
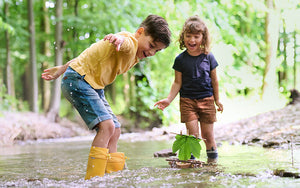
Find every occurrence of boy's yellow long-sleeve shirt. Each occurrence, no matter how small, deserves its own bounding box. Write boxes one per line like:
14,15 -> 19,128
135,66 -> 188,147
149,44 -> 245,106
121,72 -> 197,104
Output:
70,31 -> 139,89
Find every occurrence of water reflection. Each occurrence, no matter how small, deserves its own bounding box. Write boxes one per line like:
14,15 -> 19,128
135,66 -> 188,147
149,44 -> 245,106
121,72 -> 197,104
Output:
0,137 -> 299,187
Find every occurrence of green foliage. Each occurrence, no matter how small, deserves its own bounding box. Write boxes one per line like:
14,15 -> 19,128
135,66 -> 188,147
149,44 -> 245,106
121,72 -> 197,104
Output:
172,134 -> 202,160
0,80 -> 28,112
0,17 -> 15,35
0,0 -> 299,128
123,61 -> 164,129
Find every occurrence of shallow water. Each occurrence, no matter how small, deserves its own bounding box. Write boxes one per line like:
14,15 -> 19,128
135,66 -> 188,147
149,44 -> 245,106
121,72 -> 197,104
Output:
0,137 -> 299,187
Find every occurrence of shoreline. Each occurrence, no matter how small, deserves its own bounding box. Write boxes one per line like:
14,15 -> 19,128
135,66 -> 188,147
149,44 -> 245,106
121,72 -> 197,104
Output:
1,103 -> 299,148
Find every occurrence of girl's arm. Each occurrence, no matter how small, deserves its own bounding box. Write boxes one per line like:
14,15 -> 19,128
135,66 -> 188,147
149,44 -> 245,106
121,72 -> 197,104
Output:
211,68 -> 223,112
41,58 -> 75,81
154,70 -> 182,111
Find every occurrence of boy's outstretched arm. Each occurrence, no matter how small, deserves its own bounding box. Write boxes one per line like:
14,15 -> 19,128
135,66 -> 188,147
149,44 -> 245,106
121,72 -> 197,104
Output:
42,34 -> 124,81
103,33 -> 124,51
154,70 -> 182,111
41,59 -> 75,81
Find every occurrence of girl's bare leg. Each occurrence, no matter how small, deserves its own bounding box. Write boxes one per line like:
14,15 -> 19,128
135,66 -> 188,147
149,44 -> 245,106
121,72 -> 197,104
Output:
200,122 -> 218,162
185,119 -> 200,137
200,122 -> 216,150
185,120 -> 200,159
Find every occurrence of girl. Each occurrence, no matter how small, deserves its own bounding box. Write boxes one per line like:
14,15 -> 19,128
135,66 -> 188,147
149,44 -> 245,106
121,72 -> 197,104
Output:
154,15 -> 223,163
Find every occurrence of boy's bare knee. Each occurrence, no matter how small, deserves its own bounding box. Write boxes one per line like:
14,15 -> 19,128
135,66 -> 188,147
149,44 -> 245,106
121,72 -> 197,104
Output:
98,119 -> 115,136
114,128 -> 121,136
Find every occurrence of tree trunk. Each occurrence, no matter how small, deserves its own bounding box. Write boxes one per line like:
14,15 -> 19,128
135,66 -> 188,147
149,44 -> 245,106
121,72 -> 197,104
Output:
4,2 -> 15,98
123,73 -> 129,107
129,71 -> 136,108
47,0 -> 63,122
73,0 -> 79,57
27,0 -> 38,113
261,0 -> 280,101
293,30 -> 297,89
41,0 -> 51,112
278,20 -> 287,88
123,71 -> 135,111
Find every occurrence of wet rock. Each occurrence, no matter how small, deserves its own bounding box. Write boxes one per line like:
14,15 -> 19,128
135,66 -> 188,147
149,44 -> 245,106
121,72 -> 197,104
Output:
154,149 -> 176,157
262,141 -> 280,148
288,89 -> 300,105
273,169 -> 300,178
251,138 -> 262,143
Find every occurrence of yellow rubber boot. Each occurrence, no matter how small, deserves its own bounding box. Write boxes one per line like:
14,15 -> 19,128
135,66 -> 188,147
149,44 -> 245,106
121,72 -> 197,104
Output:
85,146 -> 109,180
105,152 -> 127,173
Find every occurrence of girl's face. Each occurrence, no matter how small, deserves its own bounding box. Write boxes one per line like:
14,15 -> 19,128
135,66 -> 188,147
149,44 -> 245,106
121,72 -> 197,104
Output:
184,32 -> 203,56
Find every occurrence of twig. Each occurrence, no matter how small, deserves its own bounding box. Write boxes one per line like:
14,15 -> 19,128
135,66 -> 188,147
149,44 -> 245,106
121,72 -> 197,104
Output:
169,132 -> 180,135
168,132 -> 206,140
166,158 -> 204,164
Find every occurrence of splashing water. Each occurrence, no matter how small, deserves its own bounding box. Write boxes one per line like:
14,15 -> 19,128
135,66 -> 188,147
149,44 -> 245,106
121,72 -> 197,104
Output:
0,138 -> 299,187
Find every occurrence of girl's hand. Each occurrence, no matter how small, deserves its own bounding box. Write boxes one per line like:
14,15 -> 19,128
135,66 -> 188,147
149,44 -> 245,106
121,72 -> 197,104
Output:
103,33 -> 124,51
41,65 -> 65,81
154,99 -> 170,111
215,101 -> 223,113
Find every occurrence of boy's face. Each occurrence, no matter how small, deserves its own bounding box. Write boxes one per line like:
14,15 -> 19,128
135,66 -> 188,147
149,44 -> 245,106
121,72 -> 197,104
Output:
135,28 -> 166,60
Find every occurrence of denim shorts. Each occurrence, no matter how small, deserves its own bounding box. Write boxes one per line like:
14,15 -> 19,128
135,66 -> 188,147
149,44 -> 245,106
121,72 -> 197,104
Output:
61,67 -> 121,130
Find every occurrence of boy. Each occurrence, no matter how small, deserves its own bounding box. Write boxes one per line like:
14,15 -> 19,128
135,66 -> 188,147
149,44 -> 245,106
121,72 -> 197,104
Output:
42,14 -> 171,179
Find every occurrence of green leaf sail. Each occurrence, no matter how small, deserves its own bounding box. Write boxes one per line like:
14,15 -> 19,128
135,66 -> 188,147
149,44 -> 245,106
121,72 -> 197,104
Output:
172,134 -> 186,153
189,136 -> 201,158
172,134 -> 202,160
178,141 -> 191,160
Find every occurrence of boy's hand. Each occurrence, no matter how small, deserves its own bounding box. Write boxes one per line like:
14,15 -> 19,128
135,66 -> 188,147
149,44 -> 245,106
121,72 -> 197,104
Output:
42,59 -> 74,81
41,66 -> 64,81
154,99 -> 170,111
103,34 -> 124,51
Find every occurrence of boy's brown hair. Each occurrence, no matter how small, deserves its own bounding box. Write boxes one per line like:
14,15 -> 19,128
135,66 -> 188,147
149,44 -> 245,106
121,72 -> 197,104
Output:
140,15 -> 171,47
178,15 -> 211,54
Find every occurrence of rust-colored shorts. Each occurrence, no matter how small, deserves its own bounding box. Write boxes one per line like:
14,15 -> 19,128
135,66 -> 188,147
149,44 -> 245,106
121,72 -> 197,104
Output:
180,96 -> 216,124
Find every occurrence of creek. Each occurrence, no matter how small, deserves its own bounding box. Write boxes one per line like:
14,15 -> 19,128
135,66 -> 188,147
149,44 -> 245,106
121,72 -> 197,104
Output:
0,136 -> 299,187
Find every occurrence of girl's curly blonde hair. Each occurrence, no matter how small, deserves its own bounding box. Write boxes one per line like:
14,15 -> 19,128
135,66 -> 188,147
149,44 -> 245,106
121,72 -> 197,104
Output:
178,15 -> 211,54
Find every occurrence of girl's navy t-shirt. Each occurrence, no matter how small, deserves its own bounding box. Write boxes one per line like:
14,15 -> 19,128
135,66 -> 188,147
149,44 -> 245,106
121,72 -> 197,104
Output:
173,51 -> 218,99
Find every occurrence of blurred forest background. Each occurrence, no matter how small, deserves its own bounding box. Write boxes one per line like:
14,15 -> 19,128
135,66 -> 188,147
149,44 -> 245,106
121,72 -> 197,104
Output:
0,0 -> 299,130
